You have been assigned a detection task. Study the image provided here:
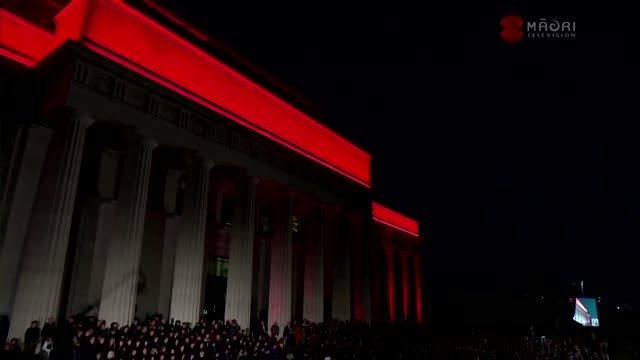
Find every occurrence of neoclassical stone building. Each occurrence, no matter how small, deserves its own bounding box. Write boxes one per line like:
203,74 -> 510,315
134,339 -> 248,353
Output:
0,0 -> 421,340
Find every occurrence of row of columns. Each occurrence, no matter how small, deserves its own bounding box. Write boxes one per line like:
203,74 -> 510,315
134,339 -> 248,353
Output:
0,110 -> 372,340
228,187 -> 357,329
385,245 -> 422,323
0,112 -> 216,339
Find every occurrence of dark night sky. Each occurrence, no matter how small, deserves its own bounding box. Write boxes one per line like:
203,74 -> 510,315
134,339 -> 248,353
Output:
153,0 -> 637,317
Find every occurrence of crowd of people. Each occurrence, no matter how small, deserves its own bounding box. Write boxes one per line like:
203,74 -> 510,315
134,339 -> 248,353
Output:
0,313 -> 620,360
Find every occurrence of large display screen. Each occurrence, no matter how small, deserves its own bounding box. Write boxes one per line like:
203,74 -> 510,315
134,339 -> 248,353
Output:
572,297 -> 599,327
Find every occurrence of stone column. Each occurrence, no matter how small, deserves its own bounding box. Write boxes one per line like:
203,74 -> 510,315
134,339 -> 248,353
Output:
400,250 -> 409,320
170,159 -> 213,324
0,124 -> 52,316
413,252 -> 422,323
369,236 -> 383,322
99,136 -> 157,326
0,120 -> 17,204
349,214 -> 369,321
291,223 -> 304,319
8,112 -> 94,339
267,194 -> 293,330
385,246 -> 395,321
303,206 -> 324,323
331,223 -> 351,321
137,213 -> 180,318
157,216 -> 179,318
361,229 -> 372,322
66,197 -> 117,316
321,208 -> 337,321
224,178 -> 257,329
254,237 -> 269,318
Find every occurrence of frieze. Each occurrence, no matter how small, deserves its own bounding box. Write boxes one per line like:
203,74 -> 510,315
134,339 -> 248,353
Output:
188,114 -> 209,139
156,98 -> 176,122
88,68 -> 112,95
237,135 -> 252,156
71,57 -> 334,191
73,61 -> 89,84
261,149 -> 276,167
229,132 -> 239,152
203,118 -> 215,141
213,124 -> 229,146
177,109 -> 190,130
124,84 -> 146,110
112,79 -> 127,102
251,143 -> 263,162
145,95 -> 160,117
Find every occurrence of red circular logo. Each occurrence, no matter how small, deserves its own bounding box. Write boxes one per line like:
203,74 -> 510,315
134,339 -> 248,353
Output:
500,15 -> 523,43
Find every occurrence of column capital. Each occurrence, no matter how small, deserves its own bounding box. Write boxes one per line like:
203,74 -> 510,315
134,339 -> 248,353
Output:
249,176 -> 262,185
180,153 -> 214,172
71,110 -> 95,128
203,159 -> 215,171
125,132 -> 158,150
381,229 -> 394,244
142,137 -> 159,149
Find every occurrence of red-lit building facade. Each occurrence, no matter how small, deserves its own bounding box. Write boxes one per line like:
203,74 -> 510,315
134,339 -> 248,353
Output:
0,0 -> 421,340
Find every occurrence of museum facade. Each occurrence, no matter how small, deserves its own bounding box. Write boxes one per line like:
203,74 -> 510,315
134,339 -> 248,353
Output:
0,0 -> 421,340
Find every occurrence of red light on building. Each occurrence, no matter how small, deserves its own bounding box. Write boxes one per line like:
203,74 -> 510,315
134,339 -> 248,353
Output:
0,0 -> 371,187
372,202 -> 419,237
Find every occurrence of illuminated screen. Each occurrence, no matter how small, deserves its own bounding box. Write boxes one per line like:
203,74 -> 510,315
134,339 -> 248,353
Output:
572,297 -> 599,327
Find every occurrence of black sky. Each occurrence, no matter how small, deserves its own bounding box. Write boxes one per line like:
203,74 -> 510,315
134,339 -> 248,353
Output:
153,0 -> 637,317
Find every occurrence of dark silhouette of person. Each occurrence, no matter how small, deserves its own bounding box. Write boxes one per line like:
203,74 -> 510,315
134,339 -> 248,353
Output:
24,320 -> 40,353
41,317 -> 56,344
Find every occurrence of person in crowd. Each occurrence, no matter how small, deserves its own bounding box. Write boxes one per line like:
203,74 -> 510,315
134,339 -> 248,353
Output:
41,317 -> 56,344
4,337 -> 21,353
41,336 -> 53,360
0,315 -> 9,345
23,320 -> 40,354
